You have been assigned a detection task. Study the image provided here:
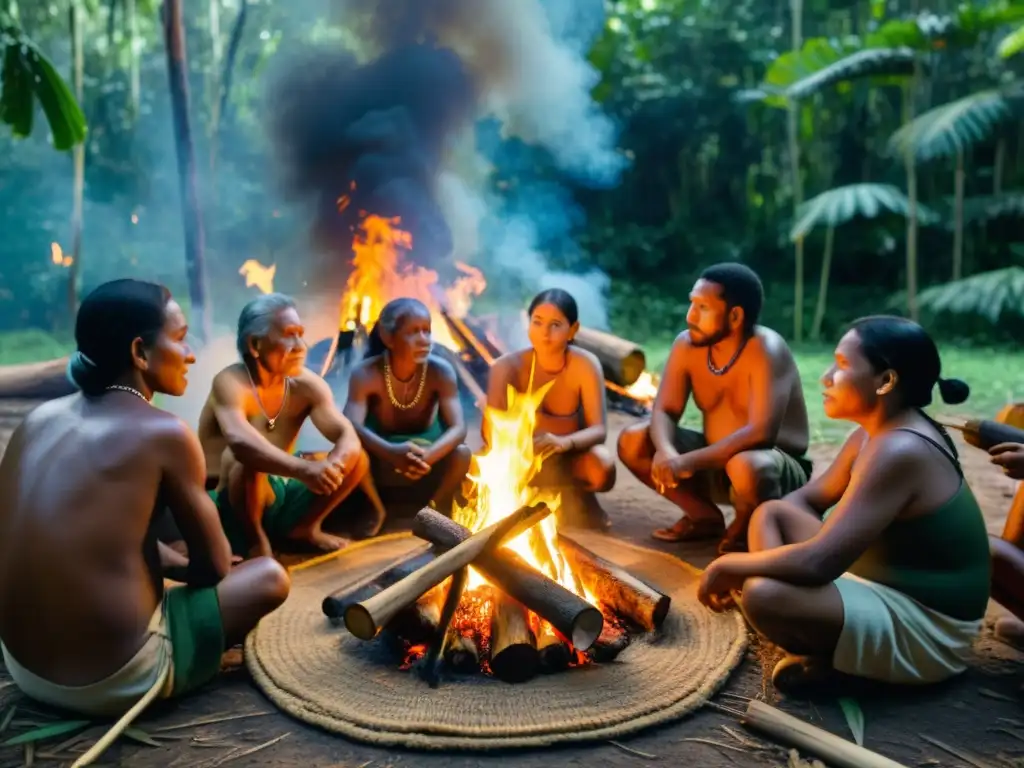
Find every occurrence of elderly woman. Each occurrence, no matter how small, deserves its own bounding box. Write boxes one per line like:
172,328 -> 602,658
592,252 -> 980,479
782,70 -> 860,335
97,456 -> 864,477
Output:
0,279 -> 289,718
486,288 -> 616,529
699,316 -> 989,692
344,298 -> 471,521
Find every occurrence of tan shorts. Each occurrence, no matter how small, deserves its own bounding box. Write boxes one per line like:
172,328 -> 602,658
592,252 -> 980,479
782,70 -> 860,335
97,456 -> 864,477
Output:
671,426 -> 812,506
833,573 -> 981,684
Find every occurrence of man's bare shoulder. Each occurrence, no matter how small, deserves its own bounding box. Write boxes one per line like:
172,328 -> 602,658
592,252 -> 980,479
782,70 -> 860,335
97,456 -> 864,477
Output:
750,326 -> 798,368
666,330 -> 701,365
426,354 -> 457,383
211,363 -> 247,391
291,366 -> 335,400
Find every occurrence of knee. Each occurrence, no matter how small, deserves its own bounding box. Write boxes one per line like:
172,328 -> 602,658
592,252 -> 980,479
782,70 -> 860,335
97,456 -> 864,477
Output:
616,422 -> 651,468
726,452 -> 780,507
450,443 -> 472,474
748,499 -> 785,532
738,576 -> 790,625
249,556 -> 291,609
583,445 -> 616,493
348,448 -> 371,482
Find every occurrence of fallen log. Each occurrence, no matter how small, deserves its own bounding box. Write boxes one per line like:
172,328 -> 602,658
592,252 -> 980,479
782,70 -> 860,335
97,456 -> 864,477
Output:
344,502 -> 552,640
387,585 -> 443,645
536,621 -> 572,673
573,327 -> 646,388
490,595 -> 538,683
0,357 -> 75,399
413,508 -> 603,650
321,543 -> 434,620
558,533 -> 670,631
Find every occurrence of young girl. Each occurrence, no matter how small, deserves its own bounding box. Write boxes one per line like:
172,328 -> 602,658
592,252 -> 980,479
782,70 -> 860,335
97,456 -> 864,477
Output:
344,298 -> 471,522
485,288 -> 616,529
698,315 -> 989,692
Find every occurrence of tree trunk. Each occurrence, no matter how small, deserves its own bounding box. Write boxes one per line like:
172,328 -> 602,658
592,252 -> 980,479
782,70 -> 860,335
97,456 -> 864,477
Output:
162,0 -> 212,341
126,0 -> 139,116
902,78 -> 919,322
952,148 -> 964,281
67,0 -> 84,323
788,0 -> 804,342
810,225 -> 834,341
210,0 -> 248,173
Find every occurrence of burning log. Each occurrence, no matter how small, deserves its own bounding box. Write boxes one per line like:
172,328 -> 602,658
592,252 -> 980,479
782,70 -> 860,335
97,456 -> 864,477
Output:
0,357 -> 76,399
443,628 -> 480,673
387,585 -> 443,646
536,621 -> 572,674
558,533 -> 670,632
573,327 -> 647,388
417,566 -> 470,687
413,508 -> 603,650
489,595 -> 539,683
589,621 -> 631,663
321,543 -> 434,620
344,502 -> 553,640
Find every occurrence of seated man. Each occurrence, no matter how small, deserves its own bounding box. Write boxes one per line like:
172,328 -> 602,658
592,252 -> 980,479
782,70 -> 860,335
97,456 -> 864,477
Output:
345,298 -> 471,521
0,279 -> 289,718
198,293 -> 369,558
986,441 -> 1024,642
699,316 -> 988,693
617,263 -> 811,553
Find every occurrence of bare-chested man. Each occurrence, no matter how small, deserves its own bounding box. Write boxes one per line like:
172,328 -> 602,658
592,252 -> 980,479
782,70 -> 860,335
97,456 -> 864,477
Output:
345,298 -> 471,523
198,293 -> 369,559
0,279 -> 289,718
618,263 -> 811,554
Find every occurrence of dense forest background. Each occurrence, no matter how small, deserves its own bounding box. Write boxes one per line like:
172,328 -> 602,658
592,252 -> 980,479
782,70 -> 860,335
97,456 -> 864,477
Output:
2,0 -> 1024,360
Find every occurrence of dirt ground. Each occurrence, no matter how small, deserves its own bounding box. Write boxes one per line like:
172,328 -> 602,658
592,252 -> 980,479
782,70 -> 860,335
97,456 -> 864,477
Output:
1,401 -> 1023,768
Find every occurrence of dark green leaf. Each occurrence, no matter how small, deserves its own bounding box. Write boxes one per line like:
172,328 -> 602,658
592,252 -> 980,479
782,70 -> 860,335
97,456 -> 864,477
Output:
2,719 -> 91,746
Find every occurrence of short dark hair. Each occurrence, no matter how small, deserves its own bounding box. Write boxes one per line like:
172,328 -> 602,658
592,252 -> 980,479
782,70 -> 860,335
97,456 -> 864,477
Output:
68,278 -> 172,396
527,288 -> 579,326
699,262 -> 764,332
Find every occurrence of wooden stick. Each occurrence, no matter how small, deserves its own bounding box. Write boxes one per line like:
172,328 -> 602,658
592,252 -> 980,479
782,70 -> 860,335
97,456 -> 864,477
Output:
344,502 -> 552,640
742,700 -> 909,768
414,508 -> 603,649
386,586 -> 443,645
558,533 -> 670,631
321,544 -> 433,619
489,595 -> 539,683
573,327 -> 647,387
417,568 -> 469,687
443,629 -> 480,673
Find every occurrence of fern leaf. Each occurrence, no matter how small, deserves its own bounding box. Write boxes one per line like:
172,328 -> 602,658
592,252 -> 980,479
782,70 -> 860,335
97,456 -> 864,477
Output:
790,183 -> 935,240
961,192 -> 1024,224
916,268 -> 1024,322
786,47 -> 918,100
888,90 -> 1012,162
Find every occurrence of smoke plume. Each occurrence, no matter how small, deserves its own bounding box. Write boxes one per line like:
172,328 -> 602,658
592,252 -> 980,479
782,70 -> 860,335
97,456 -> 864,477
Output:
267,0 -> 623,324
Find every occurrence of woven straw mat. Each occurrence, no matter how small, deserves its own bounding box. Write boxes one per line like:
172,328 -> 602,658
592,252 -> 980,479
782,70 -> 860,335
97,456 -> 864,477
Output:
245,530 -> 748,750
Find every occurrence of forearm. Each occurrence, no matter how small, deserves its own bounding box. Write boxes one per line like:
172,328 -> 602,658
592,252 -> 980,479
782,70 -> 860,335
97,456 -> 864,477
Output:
228,434 -> 307,478
351,421 -> 398,461
424,425 -> 467,464
159,541 -> 188,570
565,424 -> 606,452
734,544 -> 837,588
685,424 -> 772,471
649,409 -> 680,456
327,426 -> 362,467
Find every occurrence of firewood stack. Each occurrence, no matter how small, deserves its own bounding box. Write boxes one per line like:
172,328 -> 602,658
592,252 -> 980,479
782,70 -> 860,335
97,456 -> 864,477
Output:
324,504 -> 672,686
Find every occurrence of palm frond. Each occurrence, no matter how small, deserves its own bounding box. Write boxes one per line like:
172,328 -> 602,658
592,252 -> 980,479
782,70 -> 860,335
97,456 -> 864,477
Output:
790,183 -> 935,240
888,90 -> 1012,162
759,38 -> 846,108
915,267 -> 1024,322
961,192 -> 1024,224
785,47 -> 918,100
998,23 -> 1024,58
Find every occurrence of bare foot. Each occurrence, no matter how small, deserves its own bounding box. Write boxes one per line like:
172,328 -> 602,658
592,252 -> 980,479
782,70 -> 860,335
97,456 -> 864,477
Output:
995,615 -> 1024,649
288,527 -> 350,552
652,516 -> 725,542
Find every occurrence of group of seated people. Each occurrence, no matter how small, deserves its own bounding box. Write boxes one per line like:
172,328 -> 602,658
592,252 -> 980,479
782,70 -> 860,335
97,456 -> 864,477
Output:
0,262 -> 1022,723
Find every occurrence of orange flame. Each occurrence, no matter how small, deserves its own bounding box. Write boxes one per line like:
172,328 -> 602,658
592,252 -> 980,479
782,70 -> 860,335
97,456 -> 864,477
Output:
50,242 -> 73,268
339,214 -> 485,351
239,259 -> 276,294
625,371 -> 659,407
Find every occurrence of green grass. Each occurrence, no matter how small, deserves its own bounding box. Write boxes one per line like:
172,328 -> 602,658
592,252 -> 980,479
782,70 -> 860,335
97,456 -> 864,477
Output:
643,336 -> 1022,446
0,329 -> 72,365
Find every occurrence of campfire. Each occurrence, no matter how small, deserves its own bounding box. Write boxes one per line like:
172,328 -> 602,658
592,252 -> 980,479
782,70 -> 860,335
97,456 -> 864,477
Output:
323,378 -> 670,683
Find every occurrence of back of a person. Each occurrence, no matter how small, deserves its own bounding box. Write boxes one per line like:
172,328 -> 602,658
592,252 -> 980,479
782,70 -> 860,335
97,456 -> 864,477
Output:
849,421 -> 991,621
0,395 -> 165,685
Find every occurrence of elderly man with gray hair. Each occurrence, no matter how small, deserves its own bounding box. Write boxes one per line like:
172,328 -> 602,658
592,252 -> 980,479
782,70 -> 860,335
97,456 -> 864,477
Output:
197,293 -> 369,558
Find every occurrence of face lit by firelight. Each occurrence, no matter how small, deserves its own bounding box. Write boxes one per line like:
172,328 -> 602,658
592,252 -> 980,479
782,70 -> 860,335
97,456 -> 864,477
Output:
528,303 -> 577,357
387,306 -> 433,365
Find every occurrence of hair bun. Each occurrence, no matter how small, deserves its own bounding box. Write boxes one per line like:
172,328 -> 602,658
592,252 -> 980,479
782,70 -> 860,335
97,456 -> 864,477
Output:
938,376 -> 970,405
66,351 -> 107,396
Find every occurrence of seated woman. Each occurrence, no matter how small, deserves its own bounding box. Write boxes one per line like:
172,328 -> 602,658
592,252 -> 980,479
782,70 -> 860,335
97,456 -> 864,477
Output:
0,279 -> 289,720
344,298 -> 471,522
698,315 -> 989,692
486,288 -> 616,529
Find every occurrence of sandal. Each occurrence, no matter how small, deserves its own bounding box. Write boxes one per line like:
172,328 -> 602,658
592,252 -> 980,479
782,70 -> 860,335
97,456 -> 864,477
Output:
652,516 -> 725,543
